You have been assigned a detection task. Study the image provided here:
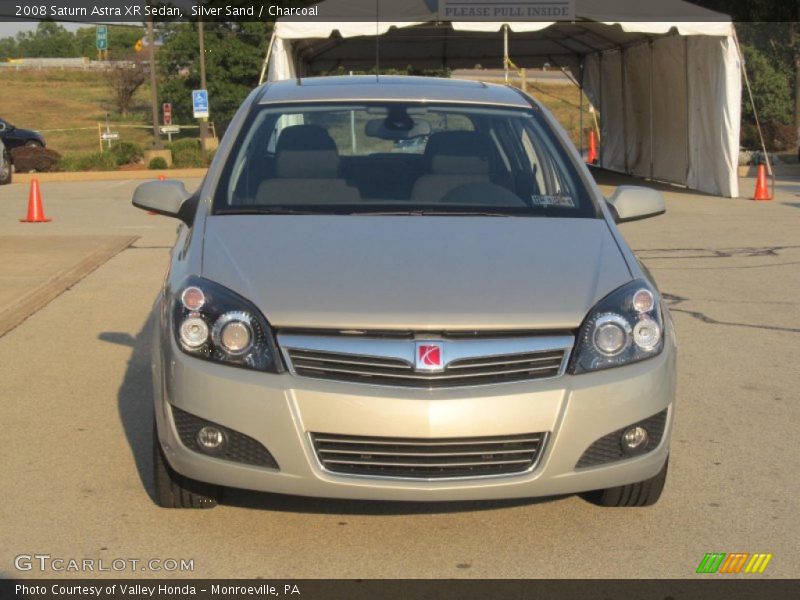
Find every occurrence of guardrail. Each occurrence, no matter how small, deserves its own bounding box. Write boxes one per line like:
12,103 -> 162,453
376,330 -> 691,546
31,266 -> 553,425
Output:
31,123 -> 217,151
0,58 -> 134,70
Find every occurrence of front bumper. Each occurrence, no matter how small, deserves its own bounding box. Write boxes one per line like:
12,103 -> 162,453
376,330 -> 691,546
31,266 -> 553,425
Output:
153,331 -> 676,501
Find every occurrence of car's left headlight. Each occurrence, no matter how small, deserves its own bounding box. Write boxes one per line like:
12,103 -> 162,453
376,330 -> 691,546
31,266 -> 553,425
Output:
171,276 -> 282,373
568,279 -> 664,374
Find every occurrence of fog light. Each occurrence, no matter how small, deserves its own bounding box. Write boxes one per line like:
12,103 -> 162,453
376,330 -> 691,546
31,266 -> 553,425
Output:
196,426 -> 225,453
621,426 -> 649,453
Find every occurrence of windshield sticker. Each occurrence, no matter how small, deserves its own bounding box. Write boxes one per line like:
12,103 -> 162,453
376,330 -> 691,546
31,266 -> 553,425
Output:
530,195 -> 576,208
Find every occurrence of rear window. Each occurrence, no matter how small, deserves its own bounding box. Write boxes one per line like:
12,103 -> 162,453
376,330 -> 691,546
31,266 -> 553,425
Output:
214,102 -> 597,218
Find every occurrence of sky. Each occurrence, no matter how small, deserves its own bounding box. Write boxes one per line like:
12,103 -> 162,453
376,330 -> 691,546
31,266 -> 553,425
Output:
0,21 -> 84,37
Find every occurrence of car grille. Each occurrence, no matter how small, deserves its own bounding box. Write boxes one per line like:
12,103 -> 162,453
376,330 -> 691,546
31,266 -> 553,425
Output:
287,348 -> 566,387
310,432 -> 546,479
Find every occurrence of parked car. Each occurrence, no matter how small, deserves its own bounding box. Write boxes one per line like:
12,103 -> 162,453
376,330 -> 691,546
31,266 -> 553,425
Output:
0,138 -> 11,185
0,118 -> 46,151
133,76 -> 676,510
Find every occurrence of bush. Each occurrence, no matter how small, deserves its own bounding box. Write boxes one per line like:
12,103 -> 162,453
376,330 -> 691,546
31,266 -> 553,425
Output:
168,138 -> 205,168
741,45 -> 793,126
109,141 -> 143,165
761,122 -> 796,152
9,146 -> 61,172
740,121 -> 796,152
148,156 -> 168,170
57,151 -> 117,172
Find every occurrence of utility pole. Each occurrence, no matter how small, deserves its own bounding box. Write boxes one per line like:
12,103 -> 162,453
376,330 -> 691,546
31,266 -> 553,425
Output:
198,20 -> 209,161
147,18 -> 162,150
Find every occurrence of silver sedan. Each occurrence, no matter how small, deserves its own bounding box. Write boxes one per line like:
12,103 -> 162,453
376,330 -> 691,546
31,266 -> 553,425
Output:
133,76 -> 675,509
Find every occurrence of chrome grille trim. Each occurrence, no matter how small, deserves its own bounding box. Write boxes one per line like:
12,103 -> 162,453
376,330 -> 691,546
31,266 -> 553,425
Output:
310,432 -> 547,480
279,333 -> 573,388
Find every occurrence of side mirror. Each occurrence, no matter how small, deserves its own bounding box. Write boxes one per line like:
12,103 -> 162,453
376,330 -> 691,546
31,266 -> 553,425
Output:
0,123 -> 6,132
606,186 -> 665,223
132,180 -> 195,225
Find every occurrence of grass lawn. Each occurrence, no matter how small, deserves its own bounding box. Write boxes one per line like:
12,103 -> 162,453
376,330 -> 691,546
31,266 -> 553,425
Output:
0,69 -> 191,157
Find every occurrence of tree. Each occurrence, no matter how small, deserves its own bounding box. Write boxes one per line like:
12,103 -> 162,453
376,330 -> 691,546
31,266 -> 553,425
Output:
14,22 -> 77,58
0,36 -> 18,59
157,22 -> 271,128
74,25 -> 145,60
106,55 -> 148,117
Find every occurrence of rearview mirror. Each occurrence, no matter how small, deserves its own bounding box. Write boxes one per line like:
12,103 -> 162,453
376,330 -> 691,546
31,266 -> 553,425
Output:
606,186 -> 665,223
132,180 -> 195,225
365,117 -> 431,141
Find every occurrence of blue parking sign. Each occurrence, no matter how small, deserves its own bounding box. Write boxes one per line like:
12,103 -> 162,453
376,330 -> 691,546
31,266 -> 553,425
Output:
192,89 -> 209,119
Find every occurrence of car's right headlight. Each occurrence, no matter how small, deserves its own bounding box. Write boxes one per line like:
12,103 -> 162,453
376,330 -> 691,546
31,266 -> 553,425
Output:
171,276 -> 281,373
568,279 -> 664,374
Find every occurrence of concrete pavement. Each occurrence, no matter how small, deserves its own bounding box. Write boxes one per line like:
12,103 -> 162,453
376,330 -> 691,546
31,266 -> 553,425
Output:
0,175 -> 797,578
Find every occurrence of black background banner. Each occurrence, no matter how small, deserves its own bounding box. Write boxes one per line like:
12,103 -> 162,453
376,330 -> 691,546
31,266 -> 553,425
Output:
0,0 -> 797,24
2,579 -> 800,600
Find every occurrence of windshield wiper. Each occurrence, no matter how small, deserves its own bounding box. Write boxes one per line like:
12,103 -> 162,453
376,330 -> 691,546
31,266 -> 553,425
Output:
215,207 -> 329,215
348,209 -> 517,217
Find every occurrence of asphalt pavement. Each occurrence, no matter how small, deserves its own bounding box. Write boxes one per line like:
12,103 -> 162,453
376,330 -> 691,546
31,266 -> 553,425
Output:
0,174 -> 797,578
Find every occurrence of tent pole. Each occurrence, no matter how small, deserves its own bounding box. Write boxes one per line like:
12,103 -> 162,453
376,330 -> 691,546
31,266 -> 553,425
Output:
503,24 -> 509,83
733,28 -> 772,177
598,52 -> 603,167
685,37 -> 690,182
649,40 -> 654,180
258,30 -> 277,85
620,48 -> 629,174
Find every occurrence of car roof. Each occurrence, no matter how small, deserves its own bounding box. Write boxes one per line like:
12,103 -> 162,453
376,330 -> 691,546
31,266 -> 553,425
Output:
257,75 -> 532,108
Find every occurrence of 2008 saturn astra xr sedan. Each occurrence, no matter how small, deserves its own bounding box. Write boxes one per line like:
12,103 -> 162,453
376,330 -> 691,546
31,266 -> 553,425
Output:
133,76 -> 676,509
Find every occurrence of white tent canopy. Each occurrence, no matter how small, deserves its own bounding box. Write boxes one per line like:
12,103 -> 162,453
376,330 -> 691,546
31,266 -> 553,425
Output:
266,0 -> 741,197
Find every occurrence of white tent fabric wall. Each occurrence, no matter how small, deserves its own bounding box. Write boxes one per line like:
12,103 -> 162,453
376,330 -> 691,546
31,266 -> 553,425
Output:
582,34 -> 740,197
266,0 -> 741,197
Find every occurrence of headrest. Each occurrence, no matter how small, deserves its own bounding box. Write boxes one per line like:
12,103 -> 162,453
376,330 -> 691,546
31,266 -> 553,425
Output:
276,125 -> 337,152
425,131 -> 491,175
275,125 -> 340,178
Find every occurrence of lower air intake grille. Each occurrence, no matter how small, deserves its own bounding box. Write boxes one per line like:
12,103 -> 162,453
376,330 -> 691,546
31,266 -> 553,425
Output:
575,409 -> 668,469
311,432 -> 546,479
171,405 -> 279,469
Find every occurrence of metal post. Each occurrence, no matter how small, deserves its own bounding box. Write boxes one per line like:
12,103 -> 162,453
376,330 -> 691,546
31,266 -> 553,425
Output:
579,80 -> 583,155
147,18 -> 162,150
198,20 -> 209,161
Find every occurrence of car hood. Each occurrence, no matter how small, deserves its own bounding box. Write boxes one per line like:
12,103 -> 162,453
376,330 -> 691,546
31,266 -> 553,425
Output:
201,215 -> 631,331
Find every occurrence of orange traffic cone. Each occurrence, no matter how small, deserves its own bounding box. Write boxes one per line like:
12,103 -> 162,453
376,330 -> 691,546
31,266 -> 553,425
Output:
587,130 -> 598,165
753,164 -> 772,201
20,178 -> 51,223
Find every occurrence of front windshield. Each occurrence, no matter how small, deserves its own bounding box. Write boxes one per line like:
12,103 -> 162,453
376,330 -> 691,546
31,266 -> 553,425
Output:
213,102 -> 597,217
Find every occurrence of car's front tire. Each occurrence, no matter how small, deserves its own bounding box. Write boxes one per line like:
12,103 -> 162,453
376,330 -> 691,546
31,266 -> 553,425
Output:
153,422 -> 220,509
580,455 -> 668,507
